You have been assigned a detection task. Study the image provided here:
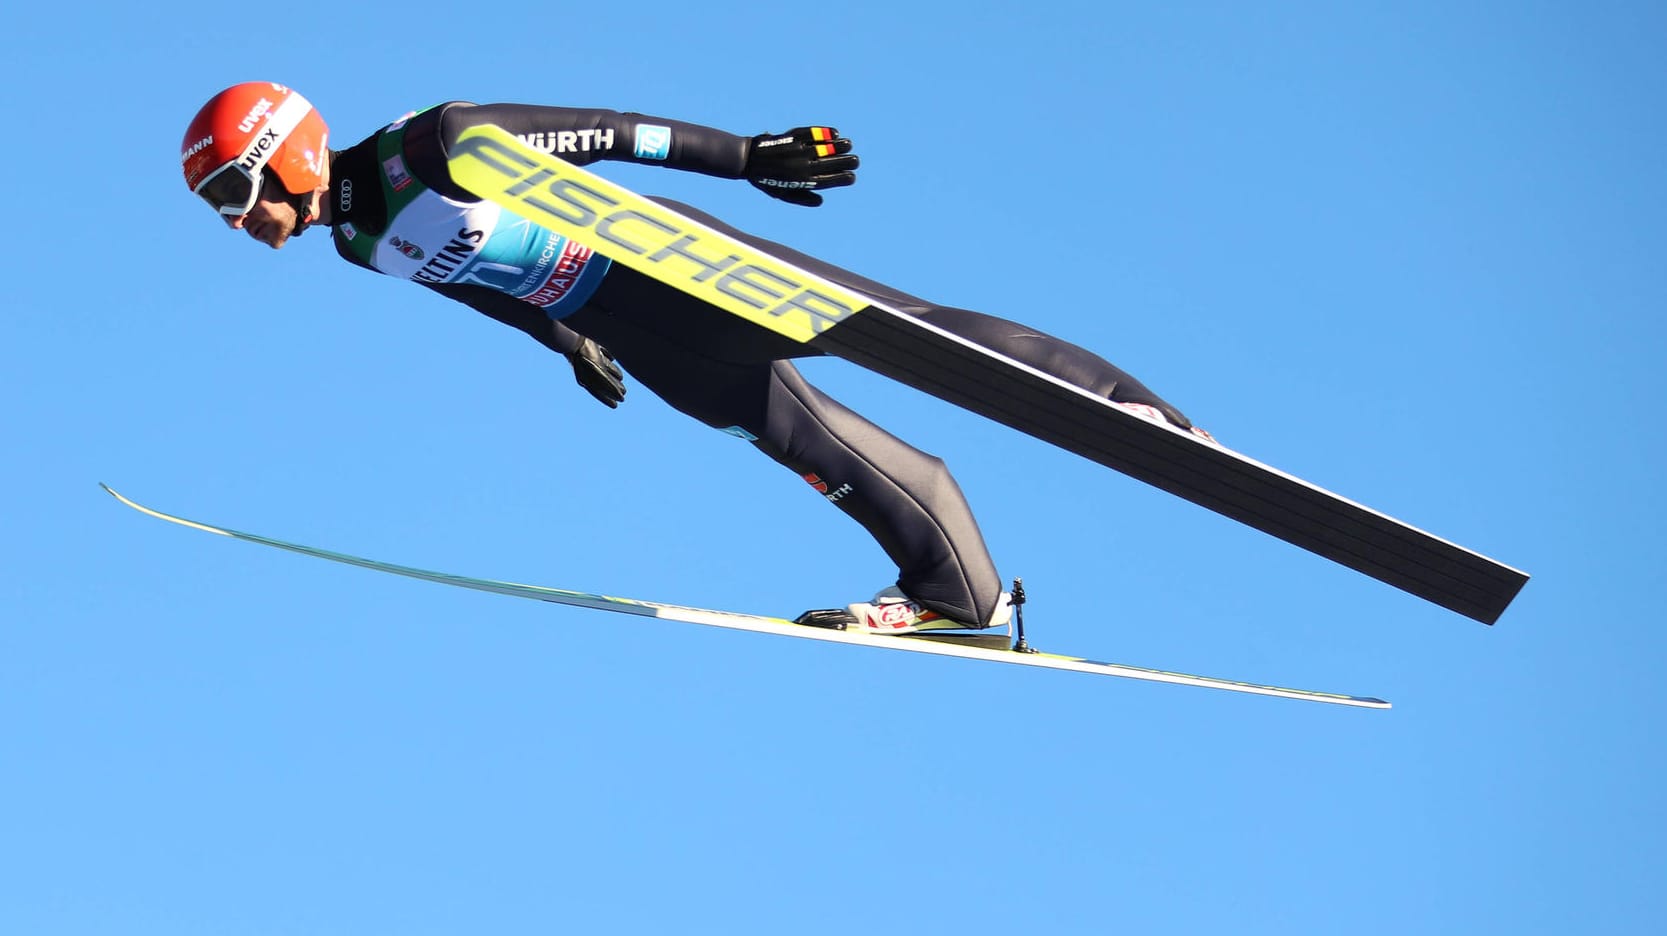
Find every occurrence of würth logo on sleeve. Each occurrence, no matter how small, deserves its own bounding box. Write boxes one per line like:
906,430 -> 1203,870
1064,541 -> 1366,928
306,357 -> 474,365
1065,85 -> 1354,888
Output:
518,129 -> 617,154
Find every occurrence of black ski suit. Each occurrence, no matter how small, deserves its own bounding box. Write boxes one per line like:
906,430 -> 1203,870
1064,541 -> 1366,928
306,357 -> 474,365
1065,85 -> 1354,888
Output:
327,103 -> 1195,626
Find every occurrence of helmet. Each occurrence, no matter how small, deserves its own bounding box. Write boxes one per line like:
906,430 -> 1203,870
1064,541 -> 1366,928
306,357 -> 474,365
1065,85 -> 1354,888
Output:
181,82 -> 329,217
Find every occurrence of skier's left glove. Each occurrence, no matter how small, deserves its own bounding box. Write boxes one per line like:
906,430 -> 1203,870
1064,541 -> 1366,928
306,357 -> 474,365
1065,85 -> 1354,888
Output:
568,338 -> 626,409
744,127 -> 858,207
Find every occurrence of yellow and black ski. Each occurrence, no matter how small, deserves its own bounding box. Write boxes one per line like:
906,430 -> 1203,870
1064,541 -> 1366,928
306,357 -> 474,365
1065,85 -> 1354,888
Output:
447,125 -> 1527,626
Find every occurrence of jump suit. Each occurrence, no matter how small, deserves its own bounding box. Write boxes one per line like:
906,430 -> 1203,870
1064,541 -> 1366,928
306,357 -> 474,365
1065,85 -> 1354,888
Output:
328,103 -> 1195,626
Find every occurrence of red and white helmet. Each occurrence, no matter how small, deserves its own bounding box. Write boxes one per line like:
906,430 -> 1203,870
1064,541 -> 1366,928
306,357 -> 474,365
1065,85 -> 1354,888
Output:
181,82 -> 329,217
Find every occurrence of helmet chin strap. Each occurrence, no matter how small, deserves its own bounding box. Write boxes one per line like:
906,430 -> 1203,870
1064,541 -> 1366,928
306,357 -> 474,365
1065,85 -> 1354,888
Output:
289,188 -> 314,238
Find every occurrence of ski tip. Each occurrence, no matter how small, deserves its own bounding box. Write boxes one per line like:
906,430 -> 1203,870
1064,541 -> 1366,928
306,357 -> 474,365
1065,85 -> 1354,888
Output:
101,482 -> 152,517
100,483 -> 149,513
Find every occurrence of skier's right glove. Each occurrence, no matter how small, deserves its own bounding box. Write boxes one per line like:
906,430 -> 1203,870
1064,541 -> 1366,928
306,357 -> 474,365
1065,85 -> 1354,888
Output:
744,126 -> 859,207
568,338 -> 626,409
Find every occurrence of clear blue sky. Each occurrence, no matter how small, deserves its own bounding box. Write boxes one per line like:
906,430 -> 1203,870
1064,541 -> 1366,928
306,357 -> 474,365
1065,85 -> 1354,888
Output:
6,2 -> 1663,933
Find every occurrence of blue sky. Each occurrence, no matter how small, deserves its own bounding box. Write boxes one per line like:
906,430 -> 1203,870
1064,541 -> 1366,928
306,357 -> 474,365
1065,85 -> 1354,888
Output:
5,1 -> 1664,933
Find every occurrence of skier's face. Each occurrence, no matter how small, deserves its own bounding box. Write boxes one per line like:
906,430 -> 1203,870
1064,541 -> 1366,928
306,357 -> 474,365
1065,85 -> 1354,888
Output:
224,172 -> 304,250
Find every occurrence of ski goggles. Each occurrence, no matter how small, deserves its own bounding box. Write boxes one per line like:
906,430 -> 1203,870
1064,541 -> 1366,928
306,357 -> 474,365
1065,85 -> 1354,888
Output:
192,92 -> 316,217
193,160 -> 265,217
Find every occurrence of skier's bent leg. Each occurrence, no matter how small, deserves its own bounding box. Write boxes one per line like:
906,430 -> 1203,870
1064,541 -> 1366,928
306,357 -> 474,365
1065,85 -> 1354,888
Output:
749,362 -> 1004,626
587,325 -> 1006,626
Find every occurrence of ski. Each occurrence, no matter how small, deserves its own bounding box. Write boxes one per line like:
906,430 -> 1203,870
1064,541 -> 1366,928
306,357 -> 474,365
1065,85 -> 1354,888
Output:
446,125 -> 1528,625
103,484 -> 1388,709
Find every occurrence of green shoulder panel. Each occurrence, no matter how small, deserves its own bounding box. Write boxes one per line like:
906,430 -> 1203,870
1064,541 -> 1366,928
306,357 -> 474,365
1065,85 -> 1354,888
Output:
332,114 -> 435,266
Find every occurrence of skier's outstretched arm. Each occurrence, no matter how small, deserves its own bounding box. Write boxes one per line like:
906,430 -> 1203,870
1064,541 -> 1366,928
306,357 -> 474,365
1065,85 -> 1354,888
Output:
430,103 -> 858,206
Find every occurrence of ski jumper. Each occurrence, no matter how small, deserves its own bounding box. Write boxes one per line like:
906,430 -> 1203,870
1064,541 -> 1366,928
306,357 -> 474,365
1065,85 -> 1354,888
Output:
328,103 -> 1196,626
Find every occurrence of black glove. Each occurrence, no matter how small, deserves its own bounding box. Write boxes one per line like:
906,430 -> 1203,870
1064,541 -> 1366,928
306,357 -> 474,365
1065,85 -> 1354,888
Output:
568,338 -> 626,409
744,126 -> 858,207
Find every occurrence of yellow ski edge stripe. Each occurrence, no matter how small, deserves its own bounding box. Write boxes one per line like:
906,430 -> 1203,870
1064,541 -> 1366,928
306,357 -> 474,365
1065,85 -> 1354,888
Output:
446,123 -> 869,344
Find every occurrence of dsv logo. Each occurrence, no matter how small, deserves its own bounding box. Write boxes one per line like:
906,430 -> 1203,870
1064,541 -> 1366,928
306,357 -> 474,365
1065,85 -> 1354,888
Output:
338,178 -> 353,212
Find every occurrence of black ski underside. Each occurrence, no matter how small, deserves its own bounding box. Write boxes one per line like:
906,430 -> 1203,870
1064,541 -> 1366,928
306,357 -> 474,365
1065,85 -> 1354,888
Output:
812,310 -> 1528,625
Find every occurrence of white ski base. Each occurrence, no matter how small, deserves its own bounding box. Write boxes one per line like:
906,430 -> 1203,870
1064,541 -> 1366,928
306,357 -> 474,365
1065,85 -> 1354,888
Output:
102,484 -> 1389,709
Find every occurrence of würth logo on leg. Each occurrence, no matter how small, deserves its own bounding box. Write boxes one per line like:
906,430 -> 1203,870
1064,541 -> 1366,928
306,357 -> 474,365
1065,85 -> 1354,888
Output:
801,473 -> 853,503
